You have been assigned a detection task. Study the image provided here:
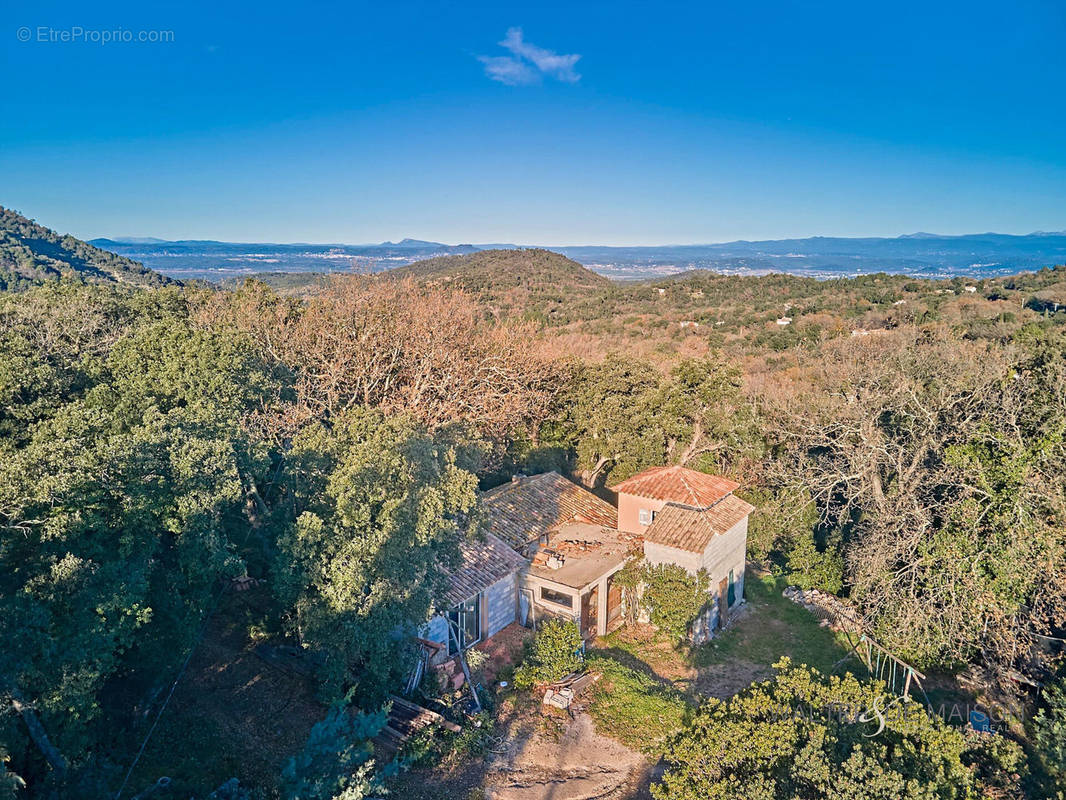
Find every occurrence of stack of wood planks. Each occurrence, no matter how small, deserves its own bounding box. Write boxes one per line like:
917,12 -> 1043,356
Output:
373,695 -> 462,760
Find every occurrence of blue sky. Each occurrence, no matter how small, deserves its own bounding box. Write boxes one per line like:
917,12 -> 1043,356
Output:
2,0 -> 1064,245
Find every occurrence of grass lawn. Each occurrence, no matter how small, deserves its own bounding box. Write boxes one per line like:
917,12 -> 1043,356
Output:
690,571 -> 854,674
584,570 -> 858,750
584,652 -> 692,755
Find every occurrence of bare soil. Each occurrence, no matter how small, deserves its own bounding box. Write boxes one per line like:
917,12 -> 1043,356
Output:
388,697 -> 656,800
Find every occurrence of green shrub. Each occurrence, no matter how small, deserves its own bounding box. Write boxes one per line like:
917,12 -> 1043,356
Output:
642,563 -> 711,642
1034,679 -> 1066,788
463,647 -> 489,673
514,619 -> 583,689
786,532 -> 844,594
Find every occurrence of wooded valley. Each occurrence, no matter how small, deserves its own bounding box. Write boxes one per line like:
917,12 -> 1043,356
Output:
2,224 -> 1065,798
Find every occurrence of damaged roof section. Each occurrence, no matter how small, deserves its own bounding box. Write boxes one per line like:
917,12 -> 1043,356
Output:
480,471 -> 618,550
643,494 -> 755,554
526,522 -> 641,590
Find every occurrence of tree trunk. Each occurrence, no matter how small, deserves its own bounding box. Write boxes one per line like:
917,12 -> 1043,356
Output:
8,691 -> 67,779
579,456 -> 610,488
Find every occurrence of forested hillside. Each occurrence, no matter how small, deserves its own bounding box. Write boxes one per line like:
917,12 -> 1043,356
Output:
385,248 -> 609,321
0,207 -> 172,291
2,251 -> 1065,798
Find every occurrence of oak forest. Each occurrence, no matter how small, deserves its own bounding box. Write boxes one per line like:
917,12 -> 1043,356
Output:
2,209 -> 1066,800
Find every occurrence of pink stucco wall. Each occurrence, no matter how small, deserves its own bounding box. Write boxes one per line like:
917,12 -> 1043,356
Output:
616,492 -> 667,534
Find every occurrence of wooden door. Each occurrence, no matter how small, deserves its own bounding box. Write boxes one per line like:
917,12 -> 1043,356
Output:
718,578 -> 729,630
606,576 -> 623,625
582,585 -> 599,638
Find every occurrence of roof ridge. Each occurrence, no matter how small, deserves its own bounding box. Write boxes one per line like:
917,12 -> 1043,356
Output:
480,469 -> 562,497
674,466 -> 700,507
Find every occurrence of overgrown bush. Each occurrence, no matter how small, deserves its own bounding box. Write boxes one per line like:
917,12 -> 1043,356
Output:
1033,679 -> 1066,789
402,710 -> 495,768
513,619 -> 583,689
642,564 -> 711,642
279,702 -> 394,800
786,531 -> 844,594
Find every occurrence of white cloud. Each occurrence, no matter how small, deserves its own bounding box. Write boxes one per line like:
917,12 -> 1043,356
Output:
477,27 -> 581,85
477,55 -> 538,86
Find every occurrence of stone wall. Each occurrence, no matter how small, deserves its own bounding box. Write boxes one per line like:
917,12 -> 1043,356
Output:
782,586 -> 862,633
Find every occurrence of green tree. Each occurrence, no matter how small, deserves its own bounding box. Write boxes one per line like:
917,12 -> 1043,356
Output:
272,408 -> 480,704
514,619 -> 583,689
558,354 -> 663,486
786,532 -> 844,595
552,354 -> 757,487
0,289 -> 279,789
280,702 -> 392,800
654,659 -> 1003,800
1033,678 -> 1066,791
655,358 -> 760,469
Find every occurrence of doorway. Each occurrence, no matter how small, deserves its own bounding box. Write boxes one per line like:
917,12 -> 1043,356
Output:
717,578 -> 729,630
447,594 -> 481,655
606,575 -> 623,630
581,585 -> 600,638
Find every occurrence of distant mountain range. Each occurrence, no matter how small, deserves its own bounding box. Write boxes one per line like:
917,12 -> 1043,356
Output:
9,198 -> 1062,294
91,231 -> 1066,282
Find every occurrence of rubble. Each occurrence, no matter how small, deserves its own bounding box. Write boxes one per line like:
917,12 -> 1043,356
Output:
542,687 -> 575,709
782,586 -> 862,633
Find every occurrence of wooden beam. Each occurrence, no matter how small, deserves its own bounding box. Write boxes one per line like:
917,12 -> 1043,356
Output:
388,695 -> 462,733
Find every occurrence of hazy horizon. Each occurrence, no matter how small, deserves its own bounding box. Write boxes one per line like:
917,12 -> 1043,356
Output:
87,228 -> 1065,249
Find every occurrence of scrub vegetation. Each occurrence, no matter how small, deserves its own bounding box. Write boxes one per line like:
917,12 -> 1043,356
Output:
1,219 -> 1064,798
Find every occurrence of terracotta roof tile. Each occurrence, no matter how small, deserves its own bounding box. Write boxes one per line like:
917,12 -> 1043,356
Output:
441,531 -> 527,606
643,494 -> 754,554
610,465 -> 740,508
480,472 -> 618,550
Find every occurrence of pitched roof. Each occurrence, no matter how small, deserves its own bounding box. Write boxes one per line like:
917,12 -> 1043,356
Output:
442,531 -> 527,606
610,465 -> 740,509
480,471 -> 618,550
643,494 -> 755,554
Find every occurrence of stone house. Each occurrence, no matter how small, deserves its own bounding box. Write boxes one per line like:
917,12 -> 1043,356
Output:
423,466 -> 753,656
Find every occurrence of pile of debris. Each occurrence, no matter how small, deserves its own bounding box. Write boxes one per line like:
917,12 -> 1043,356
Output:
530,549 -> 566,570
373,695 -> 461,759
782,586 -> 863,633
541,671 -> 600,711
434,656 -> 469,691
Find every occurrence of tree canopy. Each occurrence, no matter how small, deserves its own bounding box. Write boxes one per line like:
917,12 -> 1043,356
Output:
654,659 -> 1025,800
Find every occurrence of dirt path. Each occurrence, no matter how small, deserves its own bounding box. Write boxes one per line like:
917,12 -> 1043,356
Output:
484,711 -> 649,800
388,704 -> 654,800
